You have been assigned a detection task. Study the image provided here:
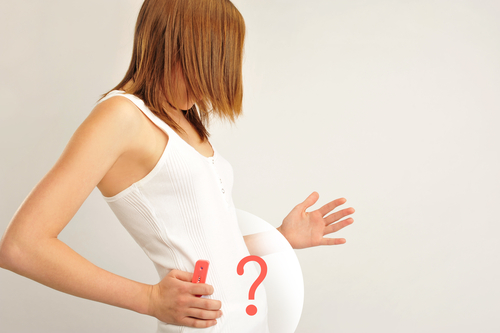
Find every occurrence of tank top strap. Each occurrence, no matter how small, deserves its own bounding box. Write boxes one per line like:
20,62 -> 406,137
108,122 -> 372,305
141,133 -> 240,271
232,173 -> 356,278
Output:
98,90 -> 179,139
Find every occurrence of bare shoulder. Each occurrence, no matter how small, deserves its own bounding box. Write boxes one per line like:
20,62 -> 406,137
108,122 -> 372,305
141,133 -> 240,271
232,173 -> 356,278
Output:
46,94 -> 149,194
0,96 -> 152,243
88,95 -> 145,134
78,95 -> 153,157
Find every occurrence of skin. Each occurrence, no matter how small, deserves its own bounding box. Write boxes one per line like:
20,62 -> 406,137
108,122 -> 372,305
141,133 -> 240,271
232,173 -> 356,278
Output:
277,193 -> 355,249
0,72 -> 354,328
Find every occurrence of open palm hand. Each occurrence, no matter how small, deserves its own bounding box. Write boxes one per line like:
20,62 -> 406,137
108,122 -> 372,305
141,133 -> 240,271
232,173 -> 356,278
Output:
277,192 -> 355,249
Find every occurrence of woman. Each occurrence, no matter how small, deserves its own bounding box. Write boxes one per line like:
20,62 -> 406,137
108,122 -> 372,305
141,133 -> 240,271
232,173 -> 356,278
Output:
0,0 -> 354,331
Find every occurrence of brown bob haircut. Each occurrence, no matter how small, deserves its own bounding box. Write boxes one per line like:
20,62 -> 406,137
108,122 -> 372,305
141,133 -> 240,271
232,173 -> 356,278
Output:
105,0 -> 245,141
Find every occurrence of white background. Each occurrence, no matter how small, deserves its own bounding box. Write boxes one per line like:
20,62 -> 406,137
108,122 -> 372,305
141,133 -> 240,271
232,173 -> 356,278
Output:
1,0 -> 499,332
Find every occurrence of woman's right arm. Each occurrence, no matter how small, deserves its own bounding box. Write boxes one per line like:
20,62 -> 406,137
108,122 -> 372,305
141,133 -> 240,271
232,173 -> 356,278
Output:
0,98 -> 222,328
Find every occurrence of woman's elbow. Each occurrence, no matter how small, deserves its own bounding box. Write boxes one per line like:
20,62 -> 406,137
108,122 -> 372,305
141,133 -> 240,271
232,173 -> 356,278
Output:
0,236 -> 25,271
0,237 -> 12,269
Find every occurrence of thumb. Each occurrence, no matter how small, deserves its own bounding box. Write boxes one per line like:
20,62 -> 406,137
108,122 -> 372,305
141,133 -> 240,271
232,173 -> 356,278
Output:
169,269 -> 193,282
300,191 -> 319,210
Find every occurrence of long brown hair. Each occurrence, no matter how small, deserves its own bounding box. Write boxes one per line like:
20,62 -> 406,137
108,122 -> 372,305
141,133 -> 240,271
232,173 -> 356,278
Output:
103,0 -> 245,141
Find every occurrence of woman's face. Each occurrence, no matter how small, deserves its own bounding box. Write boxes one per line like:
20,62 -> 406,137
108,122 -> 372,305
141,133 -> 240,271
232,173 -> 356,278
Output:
172,64 -> 198,111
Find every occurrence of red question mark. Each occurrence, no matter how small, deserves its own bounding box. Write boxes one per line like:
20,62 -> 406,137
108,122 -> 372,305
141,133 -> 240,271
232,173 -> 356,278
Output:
237,255 -> 268,316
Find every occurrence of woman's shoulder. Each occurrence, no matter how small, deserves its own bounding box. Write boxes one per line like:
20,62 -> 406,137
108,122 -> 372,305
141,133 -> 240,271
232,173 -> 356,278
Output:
80,94 -> 150,158
92,93 -> 143,124
90,93 -> 169,198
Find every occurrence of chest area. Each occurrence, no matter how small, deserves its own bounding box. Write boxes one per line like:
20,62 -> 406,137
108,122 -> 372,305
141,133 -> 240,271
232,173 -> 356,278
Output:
165,146 -> 232,193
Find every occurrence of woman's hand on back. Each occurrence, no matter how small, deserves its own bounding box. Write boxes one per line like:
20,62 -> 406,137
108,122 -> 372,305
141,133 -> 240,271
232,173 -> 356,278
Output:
0,97 -> 163,318
148,269 -> 223,328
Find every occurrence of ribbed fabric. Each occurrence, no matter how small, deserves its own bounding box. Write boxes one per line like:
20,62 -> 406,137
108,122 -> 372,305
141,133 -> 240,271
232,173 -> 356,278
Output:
97,91 -> 269,333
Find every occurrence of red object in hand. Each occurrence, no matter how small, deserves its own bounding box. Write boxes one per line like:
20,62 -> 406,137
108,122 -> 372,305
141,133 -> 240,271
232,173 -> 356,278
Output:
191,260 -> 210,297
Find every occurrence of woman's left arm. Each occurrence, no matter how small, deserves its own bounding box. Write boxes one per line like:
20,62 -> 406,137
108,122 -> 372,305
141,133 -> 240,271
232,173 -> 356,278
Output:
276,192 -> 355,249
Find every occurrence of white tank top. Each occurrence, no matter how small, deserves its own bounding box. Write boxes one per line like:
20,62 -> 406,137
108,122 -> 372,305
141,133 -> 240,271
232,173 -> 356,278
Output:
97,91 -> 269,333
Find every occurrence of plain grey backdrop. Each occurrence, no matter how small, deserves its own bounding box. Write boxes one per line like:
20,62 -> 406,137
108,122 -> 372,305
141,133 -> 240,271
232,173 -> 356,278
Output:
1,0 -> 499,332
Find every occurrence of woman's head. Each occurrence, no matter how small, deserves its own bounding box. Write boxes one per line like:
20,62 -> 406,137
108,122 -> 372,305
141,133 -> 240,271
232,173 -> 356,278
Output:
109,0 -> 246,140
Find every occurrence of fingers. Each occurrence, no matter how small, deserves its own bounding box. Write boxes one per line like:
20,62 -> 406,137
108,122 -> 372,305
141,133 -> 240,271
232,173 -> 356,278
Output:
187,285 -> 222,312
299,191 -> 320,210
170,270 -> 216,297
324,207 -> 355,225
153,270 -> 222,327
190,295 -> 222,311
317,197 -> 347,217
170,269 -> 193,282
180,288 -> 222,328
188,282 -> 214,297
320,237 -> 347,246
324,217 -> 354,235
181,316 -> 219,329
